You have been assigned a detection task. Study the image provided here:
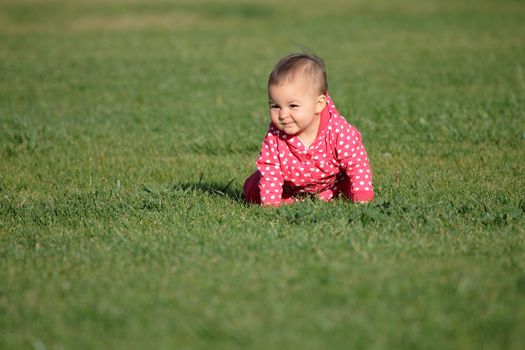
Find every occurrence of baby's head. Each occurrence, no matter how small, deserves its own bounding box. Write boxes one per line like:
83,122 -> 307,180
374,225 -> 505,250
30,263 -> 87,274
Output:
267,53 -> 328,138
268,53 -> 328,96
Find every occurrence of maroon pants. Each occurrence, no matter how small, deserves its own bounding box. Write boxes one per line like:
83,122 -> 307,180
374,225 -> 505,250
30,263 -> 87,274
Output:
243,171 -> 263,204
243,171 -> 353,204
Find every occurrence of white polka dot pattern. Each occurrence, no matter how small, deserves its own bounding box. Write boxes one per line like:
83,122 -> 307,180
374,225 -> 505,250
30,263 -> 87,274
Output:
256,94 -> 374,206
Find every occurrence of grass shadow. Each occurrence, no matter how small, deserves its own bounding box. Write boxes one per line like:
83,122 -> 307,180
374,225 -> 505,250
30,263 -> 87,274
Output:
171,177 -> 244,203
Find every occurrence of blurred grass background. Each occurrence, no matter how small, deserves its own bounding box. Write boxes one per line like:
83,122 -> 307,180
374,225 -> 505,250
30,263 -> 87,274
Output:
1,0 -> 525,349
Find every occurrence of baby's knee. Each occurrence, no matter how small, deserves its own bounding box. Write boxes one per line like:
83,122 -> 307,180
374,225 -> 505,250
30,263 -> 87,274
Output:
243,171 -> 261,203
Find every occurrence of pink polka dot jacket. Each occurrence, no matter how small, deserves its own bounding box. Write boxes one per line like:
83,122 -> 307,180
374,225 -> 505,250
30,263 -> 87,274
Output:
255,94 -> 374,206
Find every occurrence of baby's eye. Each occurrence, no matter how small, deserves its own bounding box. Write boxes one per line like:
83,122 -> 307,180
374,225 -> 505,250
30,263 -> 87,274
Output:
290,104 -> 299,108
270,105 -> 279,109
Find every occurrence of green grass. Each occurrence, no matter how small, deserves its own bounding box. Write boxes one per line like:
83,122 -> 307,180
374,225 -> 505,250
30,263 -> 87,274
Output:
1,0 -> 525,349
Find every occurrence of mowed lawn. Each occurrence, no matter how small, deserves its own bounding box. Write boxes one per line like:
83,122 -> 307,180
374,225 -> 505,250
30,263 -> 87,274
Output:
1,0 -> 525,349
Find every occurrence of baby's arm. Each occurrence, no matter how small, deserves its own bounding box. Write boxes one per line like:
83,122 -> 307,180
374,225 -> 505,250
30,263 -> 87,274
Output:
256,131 -> 285,207
335,124 -> 375,203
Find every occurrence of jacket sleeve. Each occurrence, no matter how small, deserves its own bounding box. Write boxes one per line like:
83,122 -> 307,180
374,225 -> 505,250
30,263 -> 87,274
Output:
334,123 -> 374,202
256,129 -> 285,206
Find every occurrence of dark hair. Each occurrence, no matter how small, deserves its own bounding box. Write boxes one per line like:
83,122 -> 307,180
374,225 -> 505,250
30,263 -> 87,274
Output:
268,53 -> 328,95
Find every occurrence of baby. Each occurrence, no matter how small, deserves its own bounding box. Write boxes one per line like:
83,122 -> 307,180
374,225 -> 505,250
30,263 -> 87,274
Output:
244,53 -> 374,206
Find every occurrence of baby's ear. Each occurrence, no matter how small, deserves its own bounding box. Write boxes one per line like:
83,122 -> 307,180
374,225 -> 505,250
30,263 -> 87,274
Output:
315,94 -> 327,113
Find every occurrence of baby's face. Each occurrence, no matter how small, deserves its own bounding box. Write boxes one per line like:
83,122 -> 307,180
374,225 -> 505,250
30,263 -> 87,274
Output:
268,76 -> 325,137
